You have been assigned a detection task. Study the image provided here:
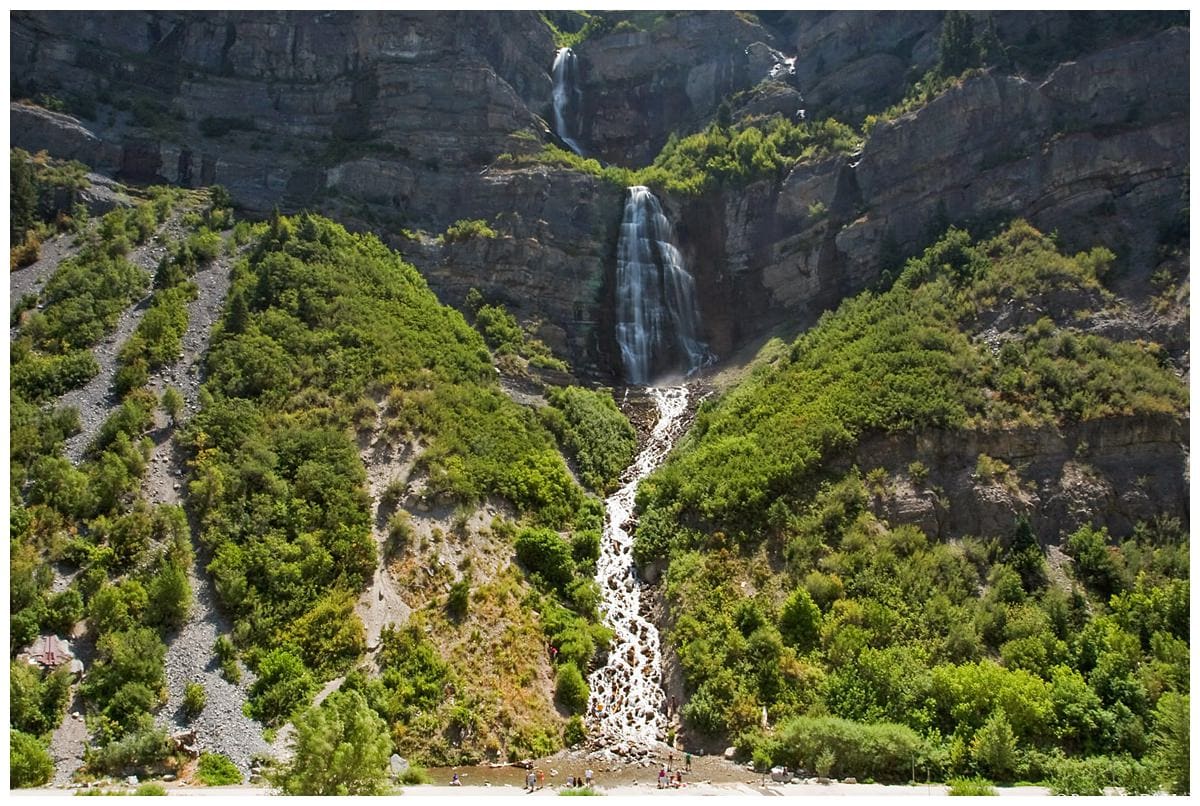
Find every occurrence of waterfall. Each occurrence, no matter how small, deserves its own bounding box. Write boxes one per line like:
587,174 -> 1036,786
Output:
587,386 -> 690,756
552,47 -> 584,155
615,187 -> 711,386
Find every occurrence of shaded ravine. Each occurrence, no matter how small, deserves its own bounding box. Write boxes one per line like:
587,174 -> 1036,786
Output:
586,386 -> 691,758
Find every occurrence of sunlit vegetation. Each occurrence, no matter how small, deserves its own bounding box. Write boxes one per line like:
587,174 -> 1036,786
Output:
635,222 -> 1185,546
7,185 -> 218,778
634,222 -> 1187,789
182,214 -> 594,719
540,386 -> 636,493
10,148 -> 90,268
464,291 -> 570,374
499,114 -> 861,197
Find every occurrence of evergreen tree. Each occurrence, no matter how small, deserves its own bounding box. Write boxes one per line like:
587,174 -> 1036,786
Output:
11,150 -> 38,241
939,11 -> 979,77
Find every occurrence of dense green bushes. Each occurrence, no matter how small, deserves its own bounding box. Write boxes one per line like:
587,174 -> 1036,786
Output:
555,662 -> 590,714
503,115 -> 861,197
196,752 -> 241,785
273,689 -> 392,795
10,730 -> 54,787
10,663 -> 71,737
754,715 -> 924,782
185,216 -> 589,690
638,225 -> 1187,787
541,387 -> 636,492
636,222 -> 1186,546
247,649 -> 316,727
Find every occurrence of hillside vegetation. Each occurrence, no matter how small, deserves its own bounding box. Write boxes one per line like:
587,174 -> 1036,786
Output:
10,186 -> 228,783
633,222 -> 1188,791
182,213 -> 613,754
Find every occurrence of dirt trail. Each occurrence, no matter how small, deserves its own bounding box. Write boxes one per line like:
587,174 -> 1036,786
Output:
48,688 -> 89,786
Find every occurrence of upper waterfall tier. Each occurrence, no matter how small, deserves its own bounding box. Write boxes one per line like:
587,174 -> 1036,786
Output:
552,46 -> 585,155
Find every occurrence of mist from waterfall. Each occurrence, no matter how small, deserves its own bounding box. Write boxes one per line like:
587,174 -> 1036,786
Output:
552,47 -> 585,155
615,186 -> 710,386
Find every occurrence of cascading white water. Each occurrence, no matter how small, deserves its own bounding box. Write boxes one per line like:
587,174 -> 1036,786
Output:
586,386 -> 690,755
552,47 -> 585,155
615,187 -> 710,386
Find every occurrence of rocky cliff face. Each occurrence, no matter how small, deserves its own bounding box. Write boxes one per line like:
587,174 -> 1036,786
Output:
572,12 -> 795,165
669,27 -> 1189,355
10,12 -> 1190,382
842,414 -> 1188,545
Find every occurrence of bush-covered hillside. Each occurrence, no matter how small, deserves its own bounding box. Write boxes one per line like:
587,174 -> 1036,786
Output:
9,186 -> 223,784
636,222 -> 1185,548
182,213 -> 610,746
633,222 -> 1188,791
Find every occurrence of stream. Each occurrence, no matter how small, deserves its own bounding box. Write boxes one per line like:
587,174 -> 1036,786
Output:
586,385 -> 690,757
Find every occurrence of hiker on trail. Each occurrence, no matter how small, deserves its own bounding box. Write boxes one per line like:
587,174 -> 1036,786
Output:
450,773 -> 461,786
585,768 -> 593,786
526,770 -> 536,792
685,752 -> 692,772
667,751 -> 674,771
658,767 -> 667,789
537,769 -> 545,789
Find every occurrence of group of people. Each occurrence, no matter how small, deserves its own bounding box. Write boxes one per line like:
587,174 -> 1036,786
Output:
524,768 -> 593,792
657,768 -> 686,789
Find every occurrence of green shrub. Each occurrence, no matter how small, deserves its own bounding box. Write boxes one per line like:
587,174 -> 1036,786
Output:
183,682 -> 206,718
134,783 -> 166,795
400,765 -> 432,785
515,527 -> 574,592
196,753 -> 241,786
543,387 -> 636,492
947,777 -> 996,795
441,218 -> 498,243
144,562 -> 192,631
1048,756 -> 1110,796
10,730 -> 53,788
88,720 -> 171,774
555,661 -> 589,714
559,787 -> 602,796
563,714 -> 587,746
447,579 -> 470,619
971,711 -> 1017,782
762,715 -> 924,783
247,649 -> 316,727
778,587 -> 821,653
1150,692 -> 1189,794
474,304 -> 524,353
273,689 -> 392,795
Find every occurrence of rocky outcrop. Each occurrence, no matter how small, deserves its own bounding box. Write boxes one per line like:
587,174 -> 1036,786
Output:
575,12 -> 796,164
680,27 -> 1188,351
848,414 -> 1188,545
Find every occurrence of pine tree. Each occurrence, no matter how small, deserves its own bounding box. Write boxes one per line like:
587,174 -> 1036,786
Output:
938,11 -> 978,77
